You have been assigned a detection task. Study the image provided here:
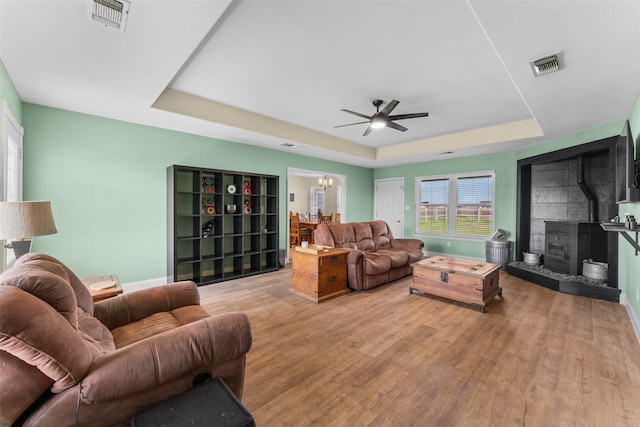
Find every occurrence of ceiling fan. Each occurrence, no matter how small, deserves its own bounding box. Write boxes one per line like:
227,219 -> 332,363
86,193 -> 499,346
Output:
335,99 -> 429,136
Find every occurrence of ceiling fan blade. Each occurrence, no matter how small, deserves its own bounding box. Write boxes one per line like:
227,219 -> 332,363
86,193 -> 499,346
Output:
386,121 -> 408,132
363,125 -> 374,136
380,100 -> 400,115
387,112 -> 429,121
334,120 -> 370,128
340,109 -> 371,120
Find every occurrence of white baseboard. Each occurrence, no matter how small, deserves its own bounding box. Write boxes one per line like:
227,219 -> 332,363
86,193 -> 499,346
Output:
620,293 -> 640,344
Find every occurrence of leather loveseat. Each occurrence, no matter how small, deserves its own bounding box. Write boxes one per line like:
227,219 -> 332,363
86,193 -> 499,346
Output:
0,253 -> 252,427
313,220 -> 424,290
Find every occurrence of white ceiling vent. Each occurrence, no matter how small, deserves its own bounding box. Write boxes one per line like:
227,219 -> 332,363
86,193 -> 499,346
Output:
530,51 -> 564,77
280,143 -> 299,148
92,0 -> 130,32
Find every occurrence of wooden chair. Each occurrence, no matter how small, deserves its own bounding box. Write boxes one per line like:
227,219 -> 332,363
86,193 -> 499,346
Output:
333,213 -> 341,223
290,213 -> 312,247
319,215 -> 333,224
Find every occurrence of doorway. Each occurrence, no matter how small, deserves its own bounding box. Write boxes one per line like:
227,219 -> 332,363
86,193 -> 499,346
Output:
375,178 -> 404,238
287,168 -> 347,259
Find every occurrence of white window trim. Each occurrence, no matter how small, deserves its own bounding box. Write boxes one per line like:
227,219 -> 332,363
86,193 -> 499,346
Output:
1,99 -> 24,201
415,170 -> 495,240
1,98 -> 24,270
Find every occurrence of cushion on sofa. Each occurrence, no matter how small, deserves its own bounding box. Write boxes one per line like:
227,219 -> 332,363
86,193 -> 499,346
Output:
353,222 -> 376,251
0,258 -> 117,391
18,253 -> 94,315
111,305 -> 210,348
0,261 -> 79,327
364,253 -> 391,274
376,249 -> 409,268
326,223 -> 357,249
370,221 -> 393,250
78,308 -> 116,357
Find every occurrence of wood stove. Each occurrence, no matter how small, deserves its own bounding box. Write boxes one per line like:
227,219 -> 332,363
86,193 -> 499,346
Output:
544,221 -> 607,276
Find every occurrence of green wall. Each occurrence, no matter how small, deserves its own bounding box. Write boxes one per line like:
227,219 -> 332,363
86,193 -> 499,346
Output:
5,53 -> 639,320
618,93 -> 640,319
375,92 -> 640,322
21,103 -> 373,281
374,152 -> 517,260
0,59 -> 22,123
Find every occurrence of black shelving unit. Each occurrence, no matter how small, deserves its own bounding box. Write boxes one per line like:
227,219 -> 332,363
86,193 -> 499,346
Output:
168,165 -> 279,285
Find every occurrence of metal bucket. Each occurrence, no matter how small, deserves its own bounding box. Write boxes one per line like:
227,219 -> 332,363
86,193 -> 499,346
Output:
582,259 -> 607,282
485,239 -> 511,271
523,252 -> 540,266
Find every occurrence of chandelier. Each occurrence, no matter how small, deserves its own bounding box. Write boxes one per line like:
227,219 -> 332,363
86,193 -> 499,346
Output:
319,176 -> 333,191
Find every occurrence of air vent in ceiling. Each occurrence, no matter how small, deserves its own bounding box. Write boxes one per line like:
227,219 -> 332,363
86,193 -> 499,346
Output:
280,143 -> 299,148
530,51 -> 564,77
92,0 -> 130,32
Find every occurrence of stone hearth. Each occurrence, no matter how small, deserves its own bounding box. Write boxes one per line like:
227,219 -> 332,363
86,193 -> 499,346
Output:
506,261 -> 621,302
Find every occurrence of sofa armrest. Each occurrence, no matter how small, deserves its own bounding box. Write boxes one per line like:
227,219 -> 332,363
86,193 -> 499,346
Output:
344,248 -> 366,265
80,312 -> 252,404
93,281 -> 200,331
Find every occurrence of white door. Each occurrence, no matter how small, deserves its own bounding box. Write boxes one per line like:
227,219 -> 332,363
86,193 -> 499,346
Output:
375,178 -> 404,237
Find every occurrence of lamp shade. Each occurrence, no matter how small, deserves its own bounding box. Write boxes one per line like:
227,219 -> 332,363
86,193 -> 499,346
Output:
0,201 -> 58,240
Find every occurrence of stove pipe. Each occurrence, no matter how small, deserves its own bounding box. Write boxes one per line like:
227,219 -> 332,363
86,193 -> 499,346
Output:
577,155 -> 597,222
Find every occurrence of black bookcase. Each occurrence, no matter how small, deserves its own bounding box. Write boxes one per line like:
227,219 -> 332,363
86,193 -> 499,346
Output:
167,165 -> 279,285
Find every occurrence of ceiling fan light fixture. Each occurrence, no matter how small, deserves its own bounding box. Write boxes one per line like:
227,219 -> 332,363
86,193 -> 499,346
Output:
336,99 -> 428,136
370,118 -> 386,129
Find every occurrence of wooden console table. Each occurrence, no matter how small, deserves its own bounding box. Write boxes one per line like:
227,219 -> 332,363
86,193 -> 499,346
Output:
410,256 -> 501,312
291,245 -> 350,303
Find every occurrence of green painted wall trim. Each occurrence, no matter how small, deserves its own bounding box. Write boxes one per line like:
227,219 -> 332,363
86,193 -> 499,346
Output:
21,103 -> 373,281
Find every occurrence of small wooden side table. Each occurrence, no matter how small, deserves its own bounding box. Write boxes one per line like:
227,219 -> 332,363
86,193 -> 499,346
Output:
81,274 -> 123,302
291,245 -> 350,303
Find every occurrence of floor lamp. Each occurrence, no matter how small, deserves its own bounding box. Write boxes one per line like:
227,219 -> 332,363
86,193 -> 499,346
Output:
0,201 -> 58,260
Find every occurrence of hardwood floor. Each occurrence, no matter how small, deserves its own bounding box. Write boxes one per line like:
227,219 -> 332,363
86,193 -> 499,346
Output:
198,267 -> 640,426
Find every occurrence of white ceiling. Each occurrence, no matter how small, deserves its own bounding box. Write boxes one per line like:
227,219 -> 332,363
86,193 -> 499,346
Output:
2,0 -> 639,168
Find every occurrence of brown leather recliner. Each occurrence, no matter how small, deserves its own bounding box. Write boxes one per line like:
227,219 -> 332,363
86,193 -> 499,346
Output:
0,253 -> 252,426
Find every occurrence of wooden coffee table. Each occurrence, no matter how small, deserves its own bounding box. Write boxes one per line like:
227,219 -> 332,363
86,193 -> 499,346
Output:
410,256 -> 502,312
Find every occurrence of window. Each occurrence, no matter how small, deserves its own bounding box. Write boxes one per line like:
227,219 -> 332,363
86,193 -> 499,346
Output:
416,171 -> 494,238
310,186 -> 325,216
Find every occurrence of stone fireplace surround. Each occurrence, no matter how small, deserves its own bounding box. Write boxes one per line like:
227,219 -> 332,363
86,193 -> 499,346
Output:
509,135 -> 620,301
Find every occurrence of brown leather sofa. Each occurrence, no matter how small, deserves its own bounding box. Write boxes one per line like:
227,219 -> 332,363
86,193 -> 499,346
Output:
313,220 -> 425,290
0,253 -> 252,427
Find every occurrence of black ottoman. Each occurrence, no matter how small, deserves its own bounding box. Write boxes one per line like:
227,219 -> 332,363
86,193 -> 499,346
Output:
131,378 -> 255,426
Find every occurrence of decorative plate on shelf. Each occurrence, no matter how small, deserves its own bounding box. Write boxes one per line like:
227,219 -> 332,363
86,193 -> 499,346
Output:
227,184 -> 236,194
